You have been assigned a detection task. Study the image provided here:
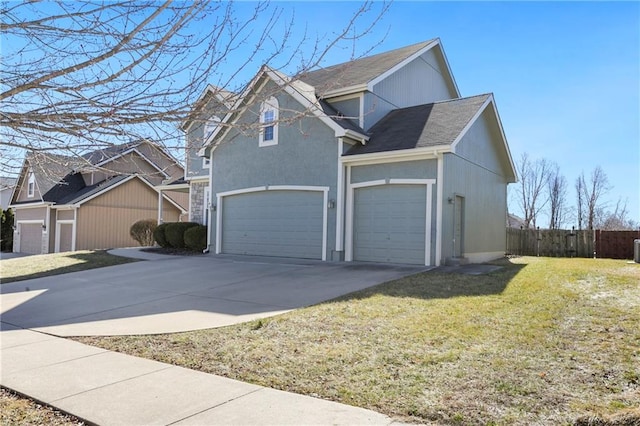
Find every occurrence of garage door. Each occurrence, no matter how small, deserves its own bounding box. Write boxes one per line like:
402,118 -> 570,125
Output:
353,184 -> 426,265
221,190 -> 324,259
19,223 -> 43,254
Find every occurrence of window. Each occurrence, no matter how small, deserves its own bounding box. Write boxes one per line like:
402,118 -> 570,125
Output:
259,97 -> 279,147
27,172 -> 35,198
203,115 -> 220,144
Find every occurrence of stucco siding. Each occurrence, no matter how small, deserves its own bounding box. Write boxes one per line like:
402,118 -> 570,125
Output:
211,83 -> 339,259
364,49 -> 457,130
455,108 -> 507,176
75,178 -> 180,250
185,98 -> 223,180
441,154 -> 507,262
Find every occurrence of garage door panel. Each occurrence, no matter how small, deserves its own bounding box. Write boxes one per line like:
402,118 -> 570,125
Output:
354,185 -> 426,265
19,223 -> 43,254
222,190 -> 323,259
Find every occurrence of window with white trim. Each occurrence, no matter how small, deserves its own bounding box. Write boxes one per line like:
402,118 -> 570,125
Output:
259,97 -> 279,147
202,116 -> 219,168
27,172 -> 35,198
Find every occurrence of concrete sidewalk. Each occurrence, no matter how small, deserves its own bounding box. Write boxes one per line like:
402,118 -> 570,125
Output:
1,324 -> 405,425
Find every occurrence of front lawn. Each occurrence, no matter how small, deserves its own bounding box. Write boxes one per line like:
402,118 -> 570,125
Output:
0,250 -> 138,284
76,257 -> 640,425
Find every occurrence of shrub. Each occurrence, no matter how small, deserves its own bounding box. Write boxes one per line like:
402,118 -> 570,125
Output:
164,222 -> 199,249
1,208 -> 14,252
153,222 -> 171,248
184,225 -> 208,252
130,219 -> 157,247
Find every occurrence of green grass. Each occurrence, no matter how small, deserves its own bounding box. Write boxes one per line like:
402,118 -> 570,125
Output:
0,250 -> 138,284
76,257 -> 640,425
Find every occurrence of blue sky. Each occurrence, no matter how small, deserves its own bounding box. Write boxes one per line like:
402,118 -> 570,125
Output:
263,1 -> 639,226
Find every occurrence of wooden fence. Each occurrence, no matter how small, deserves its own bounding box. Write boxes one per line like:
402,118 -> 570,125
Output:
506,228 -> 640,259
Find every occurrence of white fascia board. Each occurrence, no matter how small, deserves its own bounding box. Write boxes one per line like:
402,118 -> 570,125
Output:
488,97 -> 518,181
9,201 -> 53,209
433,39 -> 461,98
156,182 -> 190,191
319,84 -> 368,99
340,145 -> 451,166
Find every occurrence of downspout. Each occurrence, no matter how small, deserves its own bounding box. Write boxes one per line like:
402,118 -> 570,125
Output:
335,138 -> 345,258
204,147 -> 214,254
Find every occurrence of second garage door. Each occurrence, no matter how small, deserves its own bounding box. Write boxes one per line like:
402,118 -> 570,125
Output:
19,223 -> 44,254
221,190 -> 324,259
353,184 -> 427,265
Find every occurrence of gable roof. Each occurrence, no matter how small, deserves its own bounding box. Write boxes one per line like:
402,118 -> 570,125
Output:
199,65 -> 369,156
299,39 -> 459,98
345,94 -> 491,155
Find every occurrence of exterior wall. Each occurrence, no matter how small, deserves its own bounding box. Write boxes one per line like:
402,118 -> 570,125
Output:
57,209 -> 75,220
14,172 -> 42,203
185,97 -> 223,180
211,82 -> 339,260
454,108 -> 508,176
364,48 -> 457,130
135,142 -> 184,182
189,180 -> 209,225
75,178 -> 180,250
1,187 -> 14,209
441,153 -> 508,263
348,159 -> 438,265
329,97 -> 361,124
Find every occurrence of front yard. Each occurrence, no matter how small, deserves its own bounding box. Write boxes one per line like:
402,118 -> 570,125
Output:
73,257 -> 638,424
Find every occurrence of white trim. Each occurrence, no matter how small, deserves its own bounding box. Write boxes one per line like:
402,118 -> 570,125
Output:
16,219 -> 44,224
55,219 -> 76,253
185,175 -> 210,183
435,153 -> 444,266
335,139 -> 345,252
345,178 -> 436,265
323,92 -> 362,103
215,185 -> 329,261
319,84 -> 368,99
27,172 -> 35,198
182,84 -> 235,132
9,201 -> 52,209
358,95 -> 365,129
203,186 -> 210,226
340,146 -> 449,166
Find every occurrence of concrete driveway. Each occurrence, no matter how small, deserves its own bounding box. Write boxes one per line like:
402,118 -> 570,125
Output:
0,253 -> 427,336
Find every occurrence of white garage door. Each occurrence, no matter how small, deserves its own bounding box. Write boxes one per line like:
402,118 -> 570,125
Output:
221,190 -> 324,259
19,223 -> 43,254
353,184 -> 426,265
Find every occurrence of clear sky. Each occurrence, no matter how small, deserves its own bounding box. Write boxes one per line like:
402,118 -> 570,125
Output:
264,1 -> 639,227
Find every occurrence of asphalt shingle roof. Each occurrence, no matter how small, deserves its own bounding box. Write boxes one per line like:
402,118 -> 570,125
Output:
345,94 -> 490,156
299,40 -> 435,94
54,174 -> 130,205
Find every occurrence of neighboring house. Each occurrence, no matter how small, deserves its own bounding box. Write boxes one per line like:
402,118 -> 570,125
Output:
193,39 -> 517,266
10,140 -> 188,254
0,177 -> 17,210
507,213 -> 526,229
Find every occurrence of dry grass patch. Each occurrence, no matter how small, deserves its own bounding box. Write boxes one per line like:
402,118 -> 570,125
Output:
0,250 -> 138,284
0,387 -> 84,425
76,257 -> 640,425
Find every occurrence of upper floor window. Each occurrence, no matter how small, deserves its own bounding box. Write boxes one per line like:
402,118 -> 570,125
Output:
27,172 -> 35,198
203,115 -> 220,145
259,97 -> 279,147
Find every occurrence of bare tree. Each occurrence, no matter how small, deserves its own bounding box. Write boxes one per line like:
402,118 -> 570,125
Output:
577,167 -> 611,230
515,153 -> 551,229
547,162 -> 569,229
598,198 -> 638,230
1,1 -> 388,174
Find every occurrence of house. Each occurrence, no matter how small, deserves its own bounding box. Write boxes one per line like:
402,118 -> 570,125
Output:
187,39 -> 517,266
0,177 -> 17,210
10,140 -> 188,254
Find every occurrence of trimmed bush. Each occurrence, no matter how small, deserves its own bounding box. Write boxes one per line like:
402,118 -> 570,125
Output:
153,222 -> 171,248
130,219 -> 157,247
165,222 -> 199,249
184,225 -> 208,252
